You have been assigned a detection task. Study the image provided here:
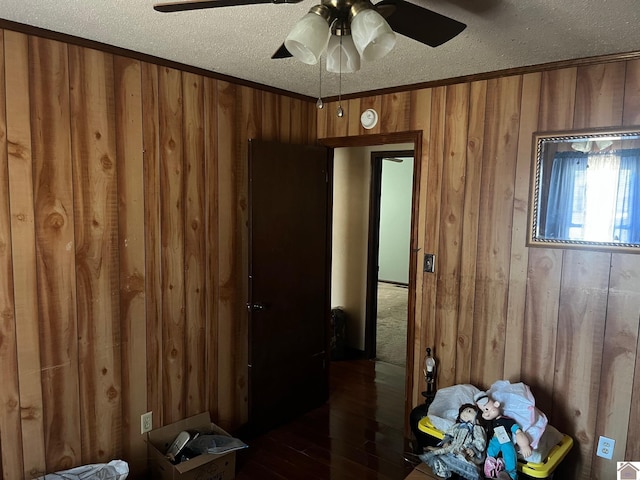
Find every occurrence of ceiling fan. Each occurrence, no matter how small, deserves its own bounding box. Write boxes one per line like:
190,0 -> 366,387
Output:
154,0 -> 466,70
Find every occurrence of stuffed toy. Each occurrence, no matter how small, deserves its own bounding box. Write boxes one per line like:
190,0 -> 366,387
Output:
419,403 -> 486,479
474,392 -> 532,480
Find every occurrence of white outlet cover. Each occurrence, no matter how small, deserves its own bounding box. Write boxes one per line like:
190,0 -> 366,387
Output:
141,411 -> 153,434
596,435 -> 615,459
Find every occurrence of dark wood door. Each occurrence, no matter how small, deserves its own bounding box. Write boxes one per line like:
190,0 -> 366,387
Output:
247,139 -> 332,434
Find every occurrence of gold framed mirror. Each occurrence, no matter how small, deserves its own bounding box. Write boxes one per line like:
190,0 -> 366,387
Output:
528,126 -> 640,253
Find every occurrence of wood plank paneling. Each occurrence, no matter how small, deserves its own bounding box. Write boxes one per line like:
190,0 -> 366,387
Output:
158,66 -> 186,424
574,62 -> 625,130
421,86 -> 445,388
290,97 -> 313,144
538,67 -> 577,131
503,72 -> 541,381
114,54 -> 147,476
592,255 -> 640,478
471,75 -> 521,386
68,45 -> 122,464
141,61 -> 164,430
204,77 -> 220,418
262,91 -> 291,141
346,98 -> 362,136
623,59 -> 640,125
4,30 -> 47,479
30,36 -> 81,473
380,92 -> 411,133
319,100 -> 350,138
435,83 -> 469,388
183,72 -> 207,418
0,28 -> 24,480
521,246 -> 562,415
456,80 -> 486,385
554,250 -> 610,478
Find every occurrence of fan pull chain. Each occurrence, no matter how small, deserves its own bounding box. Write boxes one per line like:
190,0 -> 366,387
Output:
336,36 -> 344,117
316,58 -> 324,109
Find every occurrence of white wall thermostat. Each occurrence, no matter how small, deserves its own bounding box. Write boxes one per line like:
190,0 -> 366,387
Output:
360,109 -> 379,129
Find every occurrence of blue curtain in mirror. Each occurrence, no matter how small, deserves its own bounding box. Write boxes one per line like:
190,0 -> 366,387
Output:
544,148 -> 640,242
613,148 -> 640,243
544,151 -> 587,239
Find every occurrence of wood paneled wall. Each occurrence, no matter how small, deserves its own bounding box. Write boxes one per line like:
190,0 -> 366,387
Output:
317,62 -> 640,479
0,28 -> 315,479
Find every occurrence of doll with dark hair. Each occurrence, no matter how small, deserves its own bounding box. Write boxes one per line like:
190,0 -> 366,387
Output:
474,392 -> 532,480
419,403 -> 486,480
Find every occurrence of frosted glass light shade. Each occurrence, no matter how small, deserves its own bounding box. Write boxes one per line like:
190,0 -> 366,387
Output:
284,13 -> 331,65
350,9 -> 396,61
326,35 -> 361,73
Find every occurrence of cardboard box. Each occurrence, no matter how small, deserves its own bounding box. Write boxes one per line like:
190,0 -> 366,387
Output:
148,412 -> 236,480
404,463 -> 439,480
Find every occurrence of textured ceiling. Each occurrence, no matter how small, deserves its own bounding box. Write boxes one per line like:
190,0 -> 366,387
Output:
1,0 -> 639,99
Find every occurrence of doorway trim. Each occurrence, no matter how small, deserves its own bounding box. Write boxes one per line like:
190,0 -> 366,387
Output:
319,131 -> 423,435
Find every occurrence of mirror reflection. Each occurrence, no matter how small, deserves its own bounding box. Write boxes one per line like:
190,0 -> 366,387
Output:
529,127 -> 640,252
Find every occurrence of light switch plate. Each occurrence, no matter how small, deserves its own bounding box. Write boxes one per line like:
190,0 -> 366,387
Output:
424,253 -> 435,273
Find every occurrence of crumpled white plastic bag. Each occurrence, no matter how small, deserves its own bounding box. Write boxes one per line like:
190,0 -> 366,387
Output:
37,459 -> 129,480
486,380 -> 548,450
427,383 -> 482,432
426,380 -> 555,461
521,424 -> 564,463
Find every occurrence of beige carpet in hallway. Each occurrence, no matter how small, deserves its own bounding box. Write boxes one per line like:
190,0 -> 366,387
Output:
376,282 -> 408,367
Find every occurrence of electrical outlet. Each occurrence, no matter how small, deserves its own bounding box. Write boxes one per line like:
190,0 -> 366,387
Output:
141,411 -> 153,434
596,435 -> 615,459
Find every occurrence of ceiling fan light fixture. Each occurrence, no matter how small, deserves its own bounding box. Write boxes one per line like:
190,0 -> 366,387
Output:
349,7 -> 396,61
326,23 -> 360,73
284,6 -> 331,65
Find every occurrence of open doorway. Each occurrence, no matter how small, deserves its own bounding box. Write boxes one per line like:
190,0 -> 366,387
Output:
322,131 -> 421,441
329,144 -> 414,368
367,151 -> 414,367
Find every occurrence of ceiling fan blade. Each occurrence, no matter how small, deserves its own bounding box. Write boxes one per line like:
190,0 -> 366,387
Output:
271,44 -> 292,59
375,0 -> 466,47
154,0 -> 301,12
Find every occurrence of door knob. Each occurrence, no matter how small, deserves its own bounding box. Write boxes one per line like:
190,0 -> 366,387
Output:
247,302 -> 267,312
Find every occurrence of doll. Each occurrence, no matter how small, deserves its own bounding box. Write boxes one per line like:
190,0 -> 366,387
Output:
419,403 -> 486,480
474,392 -> 532,480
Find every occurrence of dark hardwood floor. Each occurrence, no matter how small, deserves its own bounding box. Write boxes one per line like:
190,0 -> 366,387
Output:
235,359 -> 416,480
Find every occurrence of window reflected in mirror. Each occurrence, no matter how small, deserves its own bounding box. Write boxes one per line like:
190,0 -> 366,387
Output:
528,127 -> 640,252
